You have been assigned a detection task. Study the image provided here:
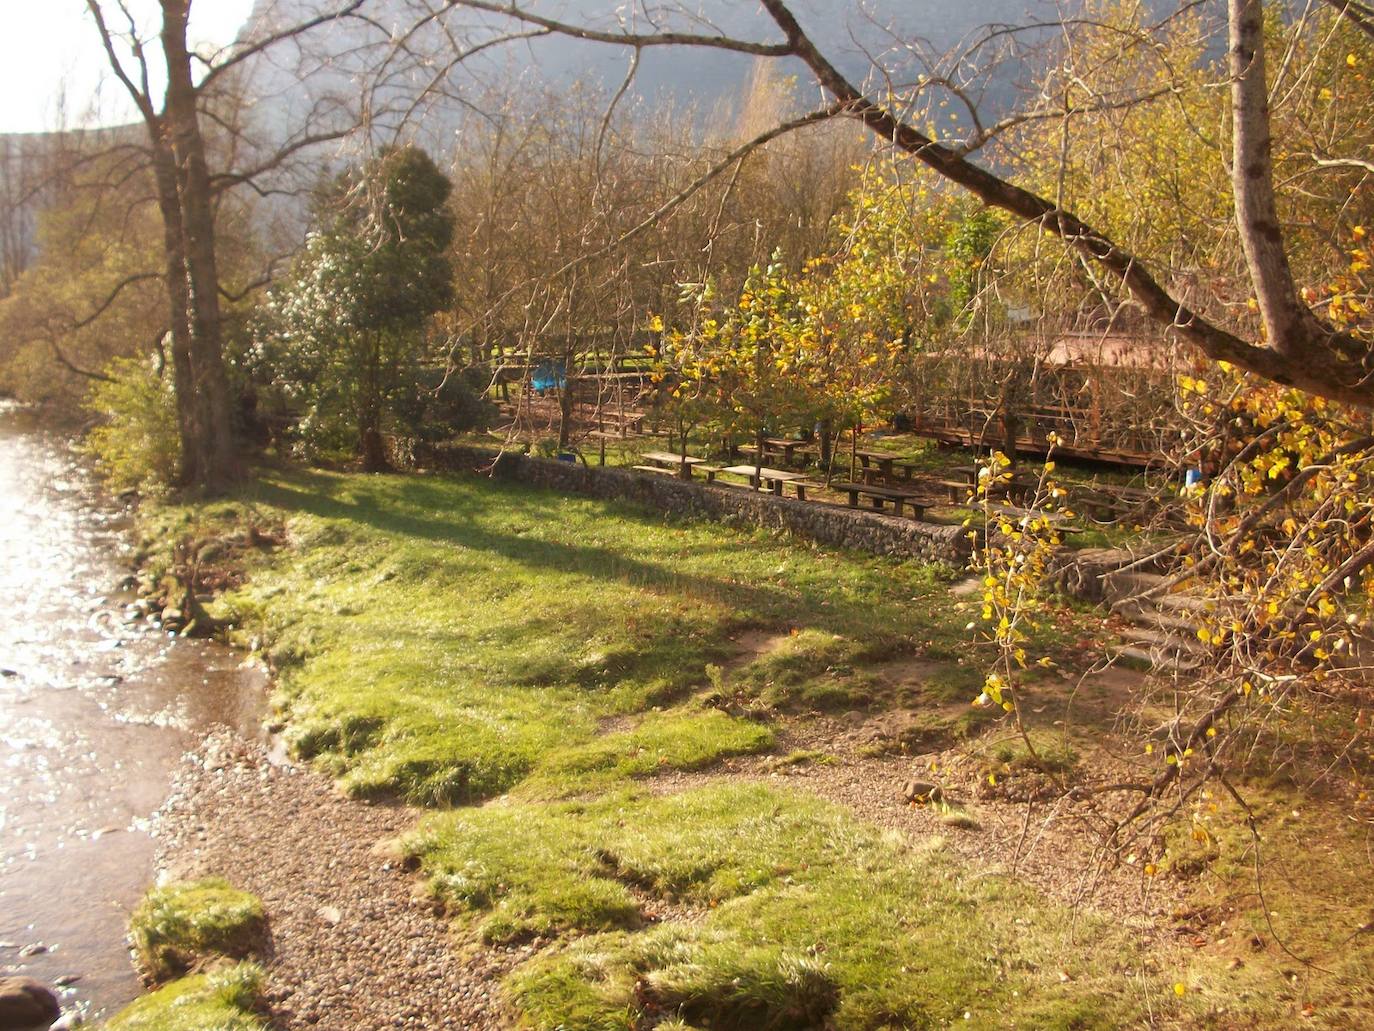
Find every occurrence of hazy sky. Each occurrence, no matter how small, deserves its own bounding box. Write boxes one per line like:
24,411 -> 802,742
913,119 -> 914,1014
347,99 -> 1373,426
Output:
1,0 -> 257,133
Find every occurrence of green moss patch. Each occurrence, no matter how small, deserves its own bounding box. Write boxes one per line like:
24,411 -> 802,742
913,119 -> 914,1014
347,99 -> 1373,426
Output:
406,783 -> 1159,1028
726,629 -> 884,711
129,878 -> 267,981
105,963 -> 267,1031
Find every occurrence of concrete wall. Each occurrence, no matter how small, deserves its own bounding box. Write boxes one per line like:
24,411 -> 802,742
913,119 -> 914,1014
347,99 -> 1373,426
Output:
441,447 -> 970,565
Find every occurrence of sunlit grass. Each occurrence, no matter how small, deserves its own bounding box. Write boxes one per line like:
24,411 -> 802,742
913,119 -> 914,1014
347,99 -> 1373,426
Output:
406,783 -> 1157,1030
153,467 -> 959,803
105,963 -> 267,1031
129,878 -> 267,981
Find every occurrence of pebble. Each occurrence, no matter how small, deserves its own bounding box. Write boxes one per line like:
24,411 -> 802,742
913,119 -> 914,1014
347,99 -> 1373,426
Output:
152,733 -> 508,1028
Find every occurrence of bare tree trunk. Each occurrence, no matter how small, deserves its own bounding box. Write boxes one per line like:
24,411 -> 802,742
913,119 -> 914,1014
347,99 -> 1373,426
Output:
360,331 -> 388,472
148,146 -> 199,484
558,376 -> 574,449
1229,0 -> 1330,360
161,0 -> 237,490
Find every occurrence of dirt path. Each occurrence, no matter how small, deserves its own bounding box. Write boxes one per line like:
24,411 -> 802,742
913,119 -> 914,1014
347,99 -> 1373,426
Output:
152,734 -> 513,1030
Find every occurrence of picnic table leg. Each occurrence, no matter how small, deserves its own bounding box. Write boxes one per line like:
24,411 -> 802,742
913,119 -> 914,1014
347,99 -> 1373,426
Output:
771,479 -> 783,497
795,484 -> 807,501
846,490 -> 859,507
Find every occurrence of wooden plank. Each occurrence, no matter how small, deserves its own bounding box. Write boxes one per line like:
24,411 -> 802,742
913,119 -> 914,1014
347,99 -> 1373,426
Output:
641,451 -> 705,466
719,465 -> 805,480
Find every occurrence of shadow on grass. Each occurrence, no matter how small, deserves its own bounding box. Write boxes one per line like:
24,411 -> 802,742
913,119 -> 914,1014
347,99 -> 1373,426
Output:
243,468 -> 927,644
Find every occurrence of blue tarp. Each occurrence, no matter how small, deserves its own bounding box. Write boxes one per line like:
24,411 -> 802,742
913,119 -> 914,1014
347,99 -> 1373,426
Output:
532,360 -> 567,392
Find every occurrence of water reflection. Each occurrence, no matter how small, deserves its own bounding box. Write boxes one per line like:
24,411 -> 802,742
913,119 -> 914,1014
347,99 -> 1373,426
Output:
0,402 -> 266,1023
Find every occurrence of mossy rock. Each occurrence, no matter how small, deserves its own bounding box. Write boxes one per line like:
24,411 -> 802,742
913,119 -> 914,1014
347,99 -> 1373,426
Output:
130,878 -> 268,982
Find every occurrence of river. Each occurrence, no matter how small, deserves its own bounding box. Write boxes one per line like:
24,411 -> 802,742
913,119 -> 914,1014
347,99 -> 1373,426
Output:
0,402 -> 267,1025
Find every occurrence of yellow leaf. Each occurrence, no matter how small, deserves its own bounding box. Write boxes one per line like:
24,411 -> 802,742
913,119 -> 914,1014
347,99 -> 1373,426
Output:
1174,982 -> 1187,997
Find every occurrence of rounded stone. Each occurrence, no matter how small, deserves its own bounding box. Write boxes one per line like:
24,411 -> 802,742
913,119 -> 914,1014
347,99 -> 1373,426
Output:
0,976 -> 61,1030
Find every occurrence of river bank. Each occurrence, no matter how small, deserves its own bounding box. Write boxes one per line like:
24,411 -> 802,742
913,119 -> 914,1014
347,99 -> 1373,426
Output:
40,445 -> 1373,1029
148,733 -> 507,1028
133,461 -> 1374,1030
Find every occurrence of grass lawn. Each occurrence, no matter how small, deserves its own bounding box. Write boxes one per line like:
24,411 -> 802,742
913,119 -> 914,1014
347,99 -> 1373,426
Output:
144,465 -> 1374,1029
404,783 -> 1160,1030
161,467 -> 963,804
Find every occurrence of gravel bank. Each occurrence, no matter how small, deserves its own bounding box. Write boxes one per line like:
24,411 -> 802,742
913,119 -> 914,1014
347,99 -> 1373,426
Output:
151,734 -> 511,1030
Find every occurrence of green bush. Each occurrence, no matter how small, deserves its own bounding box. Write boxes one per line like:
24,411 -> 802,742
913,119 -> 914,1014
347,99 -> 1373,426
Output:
84,355 -> 180,491
129,878 -> 267,981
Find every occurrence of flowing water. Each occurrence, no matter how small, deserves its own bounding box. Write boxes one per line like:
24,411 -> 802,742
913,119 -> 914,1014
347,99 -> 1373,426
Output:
0,402 -> 267,1024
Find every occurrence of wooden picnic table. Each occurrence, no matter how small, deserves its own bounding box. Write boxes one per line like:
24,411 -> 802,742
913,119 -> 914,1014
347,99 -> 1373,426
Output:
719,464 -> 809,497
641,451 -> 709,478
850,448 -> 902,477
740,438 -> 818,466
830,481 -> 938,519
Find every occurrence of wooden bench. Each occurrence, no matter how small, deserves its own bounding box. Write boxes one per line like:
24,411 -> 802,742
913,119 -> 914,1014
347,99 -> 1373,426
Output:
630,464 -> 675,476
640,451 -> 708,479
718,465 -> 807,496
739,440 -> 818,467
830,482 -> 939,519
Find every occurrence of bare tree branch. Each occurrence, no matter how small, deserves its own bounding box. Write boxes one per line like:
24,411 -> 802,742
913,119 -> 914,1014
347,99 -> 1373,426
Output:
441,0 -> 794,56
438,0 -> 1374,408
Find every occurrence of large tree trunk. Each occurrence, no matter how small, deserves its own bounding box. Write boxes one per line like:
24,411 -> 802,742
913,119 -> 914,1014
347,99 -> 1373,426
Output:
1229,0 -> 1332,361
161,0 -> 238,490
360,331 -> 389,472
148,144 -> 200,485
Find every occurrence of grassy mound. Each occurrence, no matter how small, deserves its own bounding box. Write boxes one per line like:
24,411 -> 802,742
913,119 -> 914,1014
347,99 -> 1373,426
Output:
129,879 -> 267,981
105,963 -> 267,1031
405,783 -> 1159,1029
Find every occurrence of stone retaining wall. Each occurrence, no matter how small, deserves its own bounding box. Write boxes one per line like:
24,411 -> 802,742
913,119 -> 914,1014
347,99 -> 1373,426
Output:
440,446 -> 970,564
